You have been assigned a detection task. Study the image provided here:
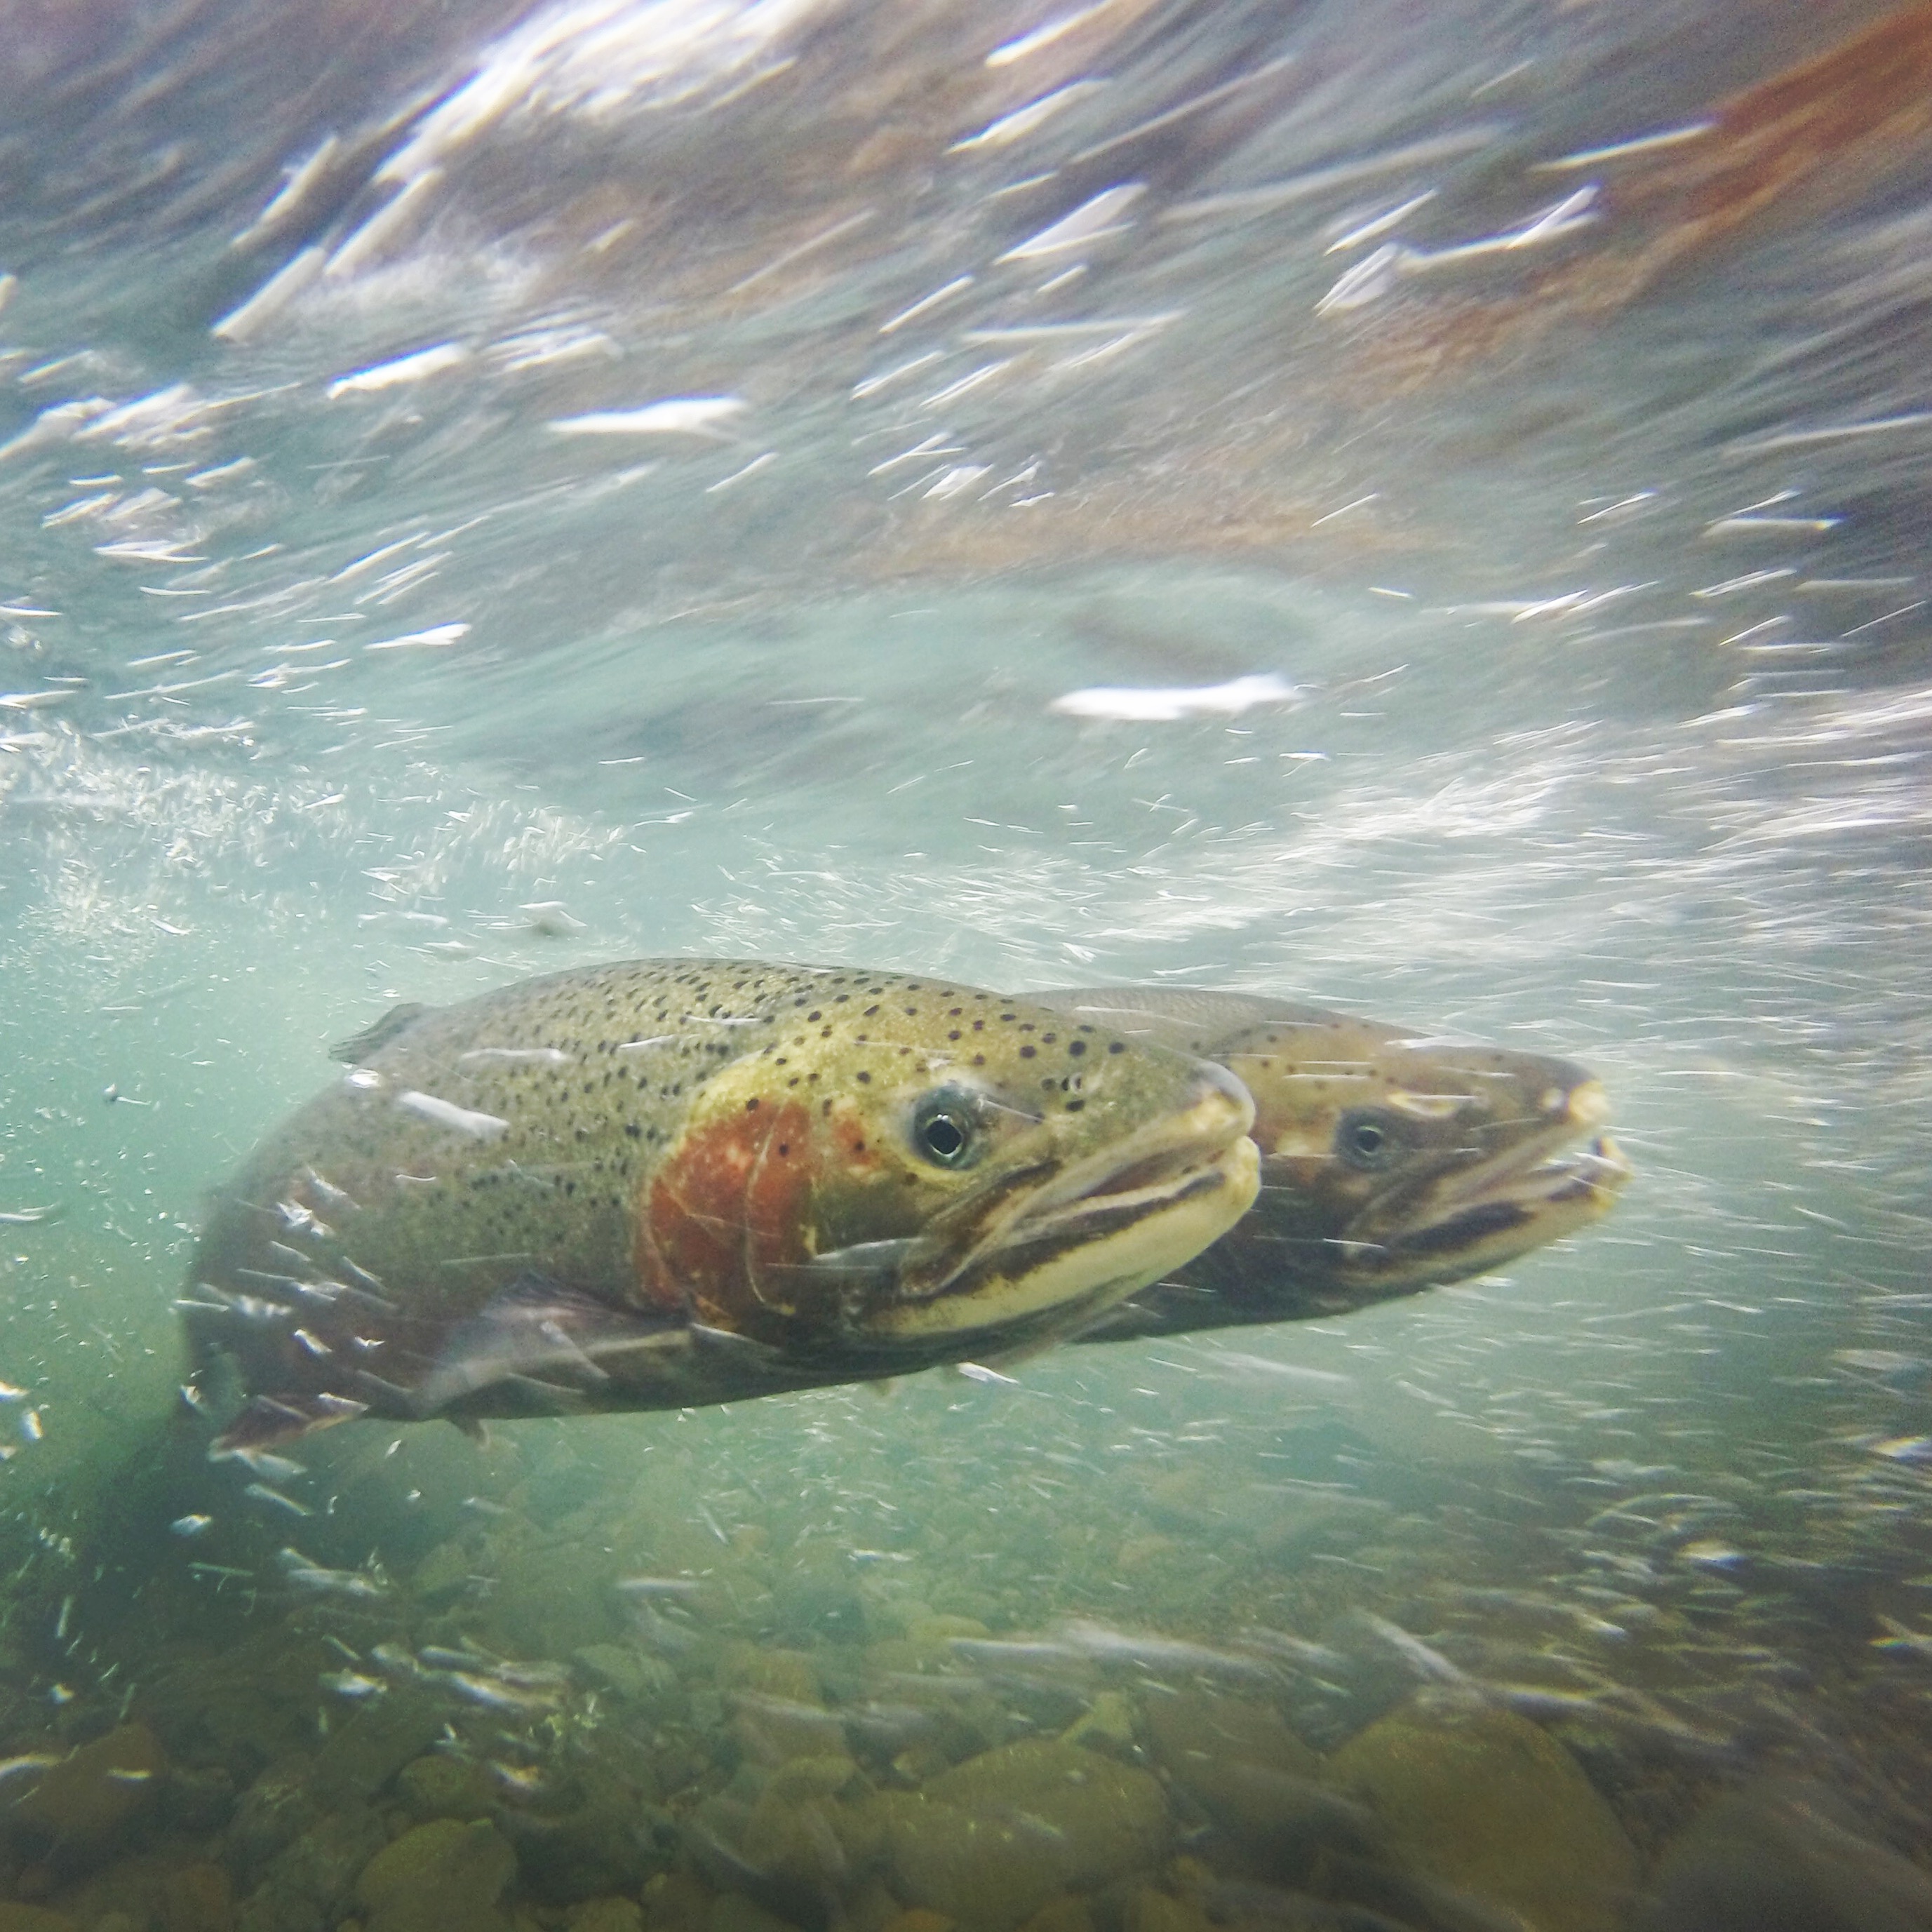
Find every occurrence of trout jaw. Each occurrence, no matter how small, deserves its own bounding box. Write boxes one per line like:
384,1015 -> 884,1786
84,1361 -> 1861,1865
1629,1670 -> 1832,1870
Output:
1338,1080 -> 1632,1284
866,1064 -> 1261,1341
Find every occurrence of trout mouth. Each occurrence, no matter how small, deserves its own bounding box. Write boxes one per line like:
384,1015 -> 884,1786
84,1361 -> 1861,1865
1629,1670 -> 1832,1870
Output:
1341,1082 -> 1632,1280
864,1063 -> 1261,1341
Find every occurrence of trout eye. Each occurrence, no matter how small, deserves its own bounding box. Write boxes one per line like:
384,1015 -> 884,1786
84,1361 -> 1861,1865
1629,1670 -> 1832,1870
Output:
1336,1109 -> 1406,1171
911,1087 -> 986,1169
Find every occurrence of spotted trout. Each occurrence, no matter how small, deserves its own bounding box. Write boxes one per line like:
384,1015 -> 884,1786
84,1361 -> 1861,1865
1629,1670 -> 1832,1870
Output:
1037,988 -> 1630,1342
181,960 -> 1259,1445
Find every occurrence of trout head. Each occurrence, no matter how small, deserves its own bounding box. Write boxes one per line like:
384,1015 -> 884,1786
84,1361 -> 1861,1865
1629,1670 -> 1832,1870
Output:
638,977 -> 1259,1358
1038,988 -> 1630,1325
1203,1014 -> 1630,1308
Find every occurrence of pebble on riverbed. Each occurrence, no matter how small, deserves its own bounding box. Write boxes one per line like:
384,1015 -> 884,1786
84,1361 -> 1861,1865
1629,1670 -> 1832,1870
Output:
354,1818 -> 518,1932
10,1725 -> 165,1864
1329,1698 -> 1641,1932
867,1738 -> 1171,1932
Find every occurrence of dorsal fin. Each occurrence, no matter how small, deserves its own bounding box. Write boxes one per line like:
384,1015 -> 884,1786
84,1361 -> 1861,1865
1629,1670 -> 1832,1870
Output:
329,1001 -> 435,1064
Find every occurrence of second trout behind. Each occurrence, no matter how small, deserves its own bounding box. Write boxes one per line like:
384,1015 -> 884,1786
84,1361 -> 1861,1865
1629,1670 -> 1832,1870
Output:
1042,986 -> 1631,1340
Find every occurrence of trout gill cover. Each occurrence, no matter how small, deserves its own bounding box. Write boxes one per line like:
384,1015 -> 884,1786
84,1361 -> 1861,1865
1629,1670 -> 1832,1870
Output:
180,959 -> 1259,1443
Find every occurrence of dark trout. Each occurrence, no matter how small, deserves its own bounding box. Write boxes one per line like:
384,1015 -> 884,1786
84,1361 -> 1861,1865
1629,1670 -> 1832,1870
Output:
1038,988 -> 1630,1343
181,960 -> 1259,1444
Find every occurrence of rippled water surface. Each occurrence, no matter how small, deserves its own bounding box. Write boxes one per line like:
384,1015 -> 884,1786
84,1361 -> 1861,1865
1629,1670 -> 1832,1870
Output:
3,1 -> 1932,1927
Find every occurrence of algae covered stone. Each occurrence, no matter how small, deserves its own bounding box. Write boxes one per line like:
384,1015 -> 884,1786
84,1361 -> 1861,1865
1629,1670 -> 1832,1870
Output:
395,1752 -> 497,1823
735,1752 -> 875,1894
1061,1691 -> 1136,1754
1120,1896 -> 1213,1932
716,1642 -> 824,1705
1639,1776 -> 1932,1932
568,1900 -> 646,1932
1141,1684 -> 1377,1879
1017,1898 -> 1096,1932
314,1693 -> 448,1803
640,1869 -> 713,1932
0,1907 -> 83,1932
1329,1699 -> 1638,1932
1142,1686 -> 1320,1786
876,1739 -> 1170,1932
575,1642 -> 676,1703
239,1802 -> 388,1932
161,1862 -> 236,1932
226,1758 -> 323,1881
13,1723 -> 165,1852
354,1818 -> 518,1932
705,1896 -> 800,1932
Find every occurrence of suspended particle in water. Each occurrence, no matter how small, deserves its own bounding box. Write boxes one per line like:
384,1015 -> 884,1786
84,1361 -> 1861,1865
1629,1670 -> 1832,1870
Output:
320,1670 -> 387,1699
1677,1538 -> 1746,1569
243,1482 -> 311,1517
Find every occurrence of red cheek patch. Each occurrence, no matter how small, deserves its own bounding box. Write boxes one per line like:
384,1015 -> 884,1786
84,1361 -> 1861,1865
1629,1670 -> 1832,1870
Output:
638,1099 -> 815,1334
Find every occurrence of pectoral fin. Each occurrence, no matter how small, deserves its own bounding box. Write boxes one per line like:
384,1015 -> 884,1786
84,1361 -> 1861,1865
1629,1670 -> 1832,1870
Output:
415,1274 -> 688,1415
212,1391 -> 370,1454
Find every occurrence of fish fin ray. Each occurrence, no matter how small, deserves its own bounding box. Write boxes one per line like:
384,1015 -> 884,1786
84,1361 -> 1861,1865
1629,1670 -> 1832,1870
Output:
212,1392 -> 368,1454
328,1002 -> 436,1064
414,1273 -> 685,1414
688,1322 -> 787,1365
972,1334 -> 1064,1370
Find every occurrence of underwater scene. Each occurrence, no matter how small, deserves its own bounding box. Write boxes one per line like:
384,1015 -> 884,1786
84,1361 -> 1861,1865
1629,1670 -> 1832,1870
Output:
3,0 -> 1932,1927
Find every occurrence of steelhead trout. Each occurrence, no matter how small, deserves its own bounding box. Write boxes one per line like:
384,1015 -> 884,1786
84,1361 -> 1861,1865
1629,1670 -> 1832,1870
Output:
181,960 -> 1258,1444
1038,988 -> 1630,1342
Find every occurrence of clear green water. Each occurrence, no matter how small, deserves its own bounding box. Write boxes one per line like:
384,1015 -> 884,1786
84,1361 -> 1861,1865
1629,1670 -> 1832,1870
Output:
1,0 -> 1930,1926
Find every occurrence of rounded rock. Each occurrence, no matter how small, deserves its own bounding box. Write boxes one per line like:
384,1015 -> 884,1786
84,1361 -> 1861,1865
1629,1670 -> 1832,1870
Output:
1329,1700 -> 1639,1932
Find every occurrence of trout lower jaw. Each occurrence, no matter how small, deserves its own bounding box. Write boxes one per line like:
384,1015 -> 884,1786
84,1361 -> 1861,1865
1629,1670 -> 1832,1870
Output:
871,1067 -> 1261,1341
